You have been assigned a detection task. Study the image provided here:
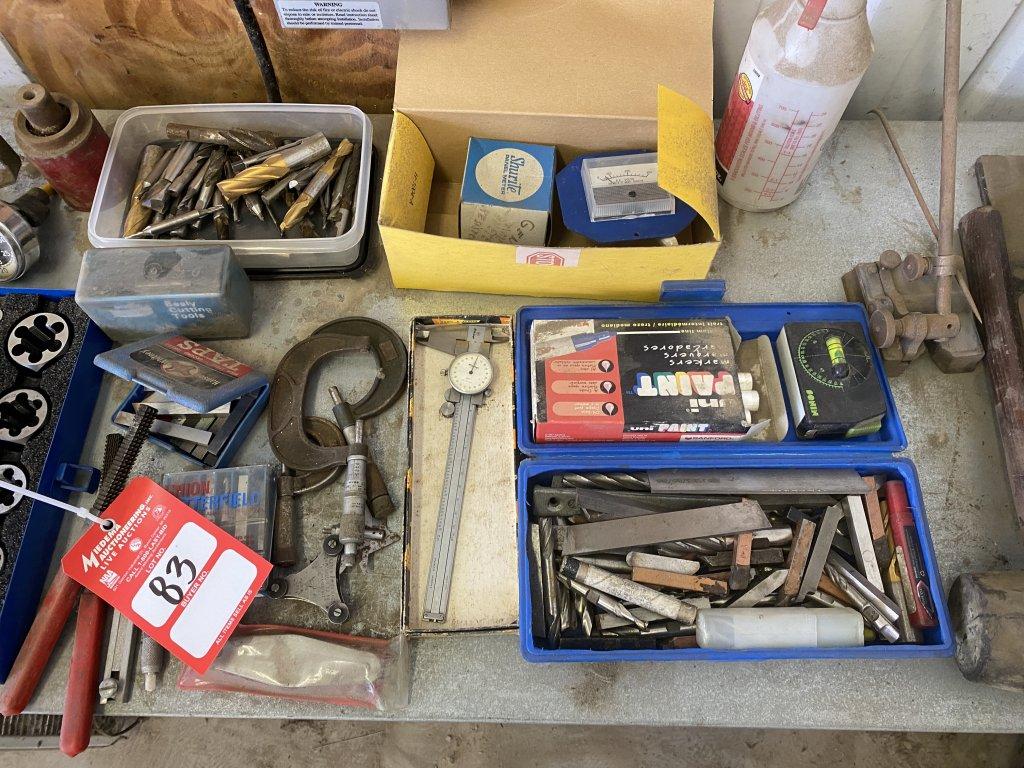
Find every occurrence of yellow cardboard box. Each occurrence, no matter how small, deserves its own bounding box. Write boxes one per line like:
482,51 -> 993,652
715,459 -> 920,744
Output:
378,0 -> 720,301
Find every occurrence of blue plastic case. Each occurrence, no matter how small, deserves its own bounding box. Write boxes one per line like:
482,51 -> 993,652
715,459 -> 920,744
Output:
0,288 -> 111,681
94,334 -> 270,468
514,281 -> 950,663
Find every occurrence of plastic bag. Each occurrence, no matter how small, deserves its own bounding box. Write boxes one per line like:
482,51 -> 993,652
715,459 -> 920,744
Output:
177,624 -> 410,711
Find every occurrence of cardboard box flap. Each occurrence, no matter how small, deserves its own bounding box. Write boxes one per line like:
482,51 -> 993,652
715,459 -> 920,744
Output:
657,85 -> 720,241
379,112 -> 435,232
395,0 -> 713,120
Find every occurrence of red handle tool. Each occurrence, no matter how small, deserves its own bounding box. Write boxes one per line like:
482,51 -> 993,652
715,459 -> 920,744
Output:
885,480 -> 938,630
0,570 -> 82,716
60,591 -> 107,757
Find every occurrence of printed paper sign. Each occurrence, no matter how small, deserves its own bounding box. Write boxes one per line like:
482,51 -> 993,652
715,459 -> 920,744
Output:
515,247 -> 581,268
62,477 -> 272,673
274,0 -> 383,29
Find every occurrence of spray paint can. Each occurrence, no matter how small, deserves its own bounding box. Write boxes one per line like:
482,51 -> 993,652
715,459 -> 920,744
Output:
14,84 -> 109,212
715,0 -> 873,212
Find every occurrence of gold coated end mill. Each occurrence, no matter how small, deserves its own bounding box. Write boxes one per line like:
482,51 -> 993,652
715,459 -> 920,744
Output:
279,139 -> 353,232
216,133 -> 332,202
216,158 -> 290,202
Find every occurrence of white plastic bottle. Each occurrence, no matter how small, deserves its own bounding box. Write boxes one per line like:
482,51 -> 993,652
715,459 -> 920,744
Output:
715,0 -> 874,211
696,607 -> 864,649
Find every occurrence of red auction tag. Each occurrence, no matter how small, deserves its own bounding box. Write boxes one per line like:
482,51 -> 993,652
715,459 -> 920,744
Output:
62,477 -> 272,674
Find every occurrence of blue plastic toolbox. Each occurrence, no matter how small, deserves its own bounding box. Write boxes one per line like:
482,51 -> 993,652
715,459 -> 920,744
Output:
0,288 -> 111,681
514,281 -> 952,662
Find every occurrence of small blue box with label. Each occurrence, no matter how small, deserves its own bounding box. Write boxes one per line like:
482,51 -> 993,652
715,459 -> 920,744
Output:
460,138 -> 557,246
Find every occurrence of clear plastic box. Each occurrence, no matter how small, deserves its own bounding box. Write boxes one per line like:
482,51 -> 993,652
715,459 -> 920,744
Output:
162,464 -> 278,559
76,244 -> 252,341
581,151 -> 675,222
87,104 -> 373,275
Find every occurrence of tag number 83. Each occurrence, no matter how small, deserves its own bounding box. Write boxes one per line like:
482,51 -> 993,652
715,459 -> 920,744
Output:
148,556 -> 197,605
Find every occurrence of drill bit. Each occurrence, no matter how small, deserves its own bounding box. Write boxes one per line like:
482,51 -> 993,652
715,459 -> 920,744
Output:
279,139 -> 352,232
260,161 -> 320,205
230,137 -> 304,173
141,148 -> 173,191
328,146 -> 361,235
167,144 -> 214,200
242,192 -> 265,222
211,189 -> 230,240
217,133 -> 331,202
192,150 -> 226,230
555,472 -> 651,492
178,150 -> 217,208
127,206 -> 224,239
166,123 -> 278,153
142,141 -> 198,213
122,145 -> 164,237
326,153 -> 354,219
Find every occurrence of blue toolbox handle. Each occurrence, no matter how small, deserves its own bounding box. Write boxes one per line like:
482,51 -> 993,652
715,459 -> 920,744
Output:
659,279 -> 726,304
54,463 -> 101,495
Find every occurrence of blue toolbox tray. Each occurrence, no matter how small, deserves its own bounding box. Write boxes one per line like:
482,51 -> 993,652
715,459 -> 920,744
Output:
514,281 -> 950,663
0,288 -> 111,681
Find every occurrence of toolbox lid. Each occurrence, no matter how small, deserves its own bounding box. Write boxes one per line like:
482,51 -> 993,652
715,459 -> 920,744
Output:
94,333 -> 268,413
514,282 -> 908,458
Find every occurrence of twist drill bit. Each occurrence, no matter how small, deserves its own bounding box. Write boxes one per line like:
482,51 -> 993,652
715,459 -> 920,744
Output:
556,472 -> 651,492
166,123 -> 277,154
217,133 -> 331,202
122,145 -> 164,237
279,139 -> 353,232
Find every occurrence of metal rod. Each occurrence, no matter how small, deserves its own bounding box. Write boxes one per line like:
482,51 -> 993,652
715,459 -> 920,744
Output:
868,109 -> 938,239
935,0 -> 962,316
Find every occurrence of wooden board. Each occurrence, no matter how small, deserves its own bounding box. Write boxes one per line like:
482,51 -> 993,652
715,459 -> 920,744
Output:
252,0 -> 398,114
0,0 -> 398,112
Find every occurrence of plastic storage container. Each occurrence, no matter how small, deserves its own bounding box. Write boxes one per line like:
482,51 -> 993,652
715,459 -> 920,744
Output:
87,104 -> 373,276
161,465 -> 277,560
94,334 -> 270,468
514,281 -> 952,662
76,245 -> 252,341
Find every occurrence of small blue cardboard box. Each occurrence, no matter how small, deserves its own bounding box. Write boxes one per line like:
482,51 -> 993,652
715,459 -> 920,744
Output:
460,138 -> 556,246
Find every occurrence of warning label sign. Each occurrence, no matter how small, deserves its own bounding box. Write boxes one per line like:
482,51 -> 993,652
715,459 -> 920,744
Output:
274,0 -> 383,29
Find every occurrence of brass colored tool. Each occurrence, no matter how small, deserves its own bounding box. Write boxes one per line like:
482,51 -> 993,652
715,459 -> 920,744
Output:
280,140 -> 353,232
217,133 -> 331,202
122,145 -> 164,236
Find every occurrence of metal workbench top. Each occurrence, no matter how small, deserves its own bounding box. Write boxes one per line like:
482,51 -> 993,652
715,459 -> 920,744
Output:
3,111 -> 1024,732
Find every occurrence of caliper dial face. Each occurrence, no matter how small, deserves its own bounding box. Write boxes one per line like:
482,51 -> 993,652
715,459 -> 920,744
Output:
448,352 -> 493,395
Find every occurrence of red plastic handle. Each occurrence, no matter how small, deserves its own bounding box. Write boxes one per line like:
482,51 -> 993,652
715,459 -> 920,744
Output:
59,591 -> 107,757
0,571 -> 82,716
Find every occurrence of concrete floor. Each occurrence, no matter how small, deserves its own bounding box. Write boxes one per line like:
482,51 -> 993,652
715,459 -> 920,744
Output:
0,720 -> 1022,767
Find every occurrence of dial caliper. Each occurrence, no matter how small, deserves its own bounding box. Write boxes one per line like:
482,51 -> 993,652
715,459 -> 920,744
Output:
419,322 -> 509,622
